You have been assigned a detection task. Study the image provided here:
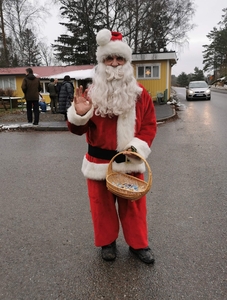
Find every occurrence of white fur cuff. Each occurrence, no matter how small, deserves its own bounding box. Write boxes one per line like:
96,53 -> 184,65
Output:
67,104 -> 94,126
125,137 -> 151,159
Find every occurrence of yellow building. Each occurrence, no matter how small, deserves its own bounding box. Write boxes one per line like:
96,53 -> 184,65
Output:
132,52 -> 177,102
0,66 -> 94,106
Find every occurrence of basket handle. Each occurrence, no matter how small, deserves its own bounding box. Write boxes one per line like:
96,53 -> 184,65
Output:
107,151 -> 152,190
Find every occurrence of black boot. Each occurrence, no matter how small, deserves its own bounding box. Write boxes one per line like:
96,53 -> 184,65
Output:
101,241 -> 116,261
129,246 -> 155,264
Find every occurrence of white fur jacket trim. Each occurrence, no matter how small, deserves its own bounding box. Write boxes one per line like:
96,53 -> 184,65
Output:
81,155 -> 146,180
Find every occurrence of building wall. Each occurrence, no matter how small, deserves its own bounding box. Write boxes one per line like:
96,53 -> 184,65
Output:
16,76 -> 25,98
132,60 -> 172,101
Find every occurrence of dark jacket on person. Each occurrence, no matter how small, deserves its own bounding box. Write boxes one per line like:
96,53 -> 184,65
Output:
21,74 -> 42,101
47,82 -> 58,97
58,81 -> 74,114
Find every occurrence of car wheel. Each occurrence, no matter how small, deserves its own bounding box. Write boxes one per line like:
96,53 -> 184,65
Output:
207,97 -> 211,100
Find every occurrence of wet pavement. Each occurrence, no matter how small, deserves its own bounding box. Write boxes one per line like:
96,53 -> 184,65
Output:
1,94 -> 227,299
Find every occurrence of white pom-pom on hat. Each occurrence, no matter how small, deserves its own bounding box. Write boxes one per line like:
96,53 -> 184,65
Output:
96,29 -> 112,46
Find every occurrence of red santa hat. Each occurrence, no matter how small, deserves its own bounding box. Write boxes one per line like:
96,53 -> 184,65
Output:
96,29 -> 132,63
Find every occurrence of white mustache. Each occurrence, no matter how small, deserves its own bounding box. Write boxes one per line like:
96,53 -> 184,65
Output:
105,67 -> 124,81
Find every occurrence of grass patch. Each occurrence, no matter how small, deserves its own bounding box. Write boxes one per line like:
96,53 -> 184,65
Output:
0,108 -> 23,117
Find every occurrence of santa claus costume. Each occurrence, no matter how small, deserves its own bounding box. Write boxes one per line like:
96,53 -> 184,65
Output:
67,28 -> 157,263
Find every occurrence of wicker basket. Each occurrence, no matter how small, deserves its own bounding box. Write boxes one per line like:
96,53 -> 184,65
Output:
106,151 -> 152,201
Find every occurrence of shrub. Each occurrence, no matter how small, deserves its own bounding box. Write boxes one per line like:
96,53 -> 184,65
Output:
4,88 -> 15,97
0,88 -> 5,96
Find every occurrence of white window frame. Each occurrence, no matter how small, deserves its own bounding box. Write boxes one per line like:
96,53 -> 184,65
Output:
136,63 -> 161,79
0,76 -> 16,90
41,81 -> 50,93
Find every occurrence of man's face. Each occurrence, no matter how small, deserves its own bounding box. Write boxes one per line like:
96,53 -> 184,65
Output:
103,55 -> 126,67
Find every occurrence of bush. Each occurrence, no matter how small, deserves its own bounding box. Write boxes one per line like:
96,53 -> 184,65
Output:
0,88 -> 15,97
5,88 -> 15,97
0,88 -> 5,96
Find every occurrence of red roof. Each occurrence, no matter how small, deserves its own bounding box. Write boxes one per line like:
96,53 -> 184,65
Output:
0,65 -> 94,78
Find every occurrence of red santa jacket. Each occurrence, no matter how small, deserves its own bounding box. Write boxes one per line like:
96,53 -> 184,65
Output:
67,84 -> 157,180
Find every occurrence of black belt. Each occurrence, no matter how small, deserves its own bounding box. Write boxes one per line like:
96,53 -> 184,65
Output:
88,145 -> 126,163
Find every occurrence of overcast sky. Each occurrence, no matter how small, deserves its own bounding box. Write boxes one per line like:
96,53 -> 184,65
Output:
172,0 -> 227,76
41,0 -> 227,76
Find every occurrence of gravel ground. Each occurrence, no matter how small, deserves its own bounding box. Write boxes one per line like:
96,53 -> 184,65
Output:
0,109 -> 65,123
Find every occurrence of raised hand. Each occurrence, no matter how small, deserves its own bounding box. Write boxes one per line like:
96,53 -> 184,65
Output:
73,85 -> 92,116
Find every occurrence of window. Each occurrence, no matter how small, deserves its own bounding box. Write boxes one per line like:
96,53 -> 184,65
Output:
40,81 -> 55,93
0,76 -> 16,90
137,64 -> 160,79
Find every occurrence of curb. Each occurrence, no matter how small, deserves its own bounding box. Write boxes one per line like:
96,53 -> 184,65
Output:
157,107 -> 176,123
0,123 -> 68,132
0,107 -> 177,132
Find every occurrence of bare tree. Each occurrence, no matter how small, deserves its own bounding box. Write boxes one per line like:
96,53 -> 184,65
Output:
0,0 -> 9,66
119,0 -> 195,53
39,42 -> 56,66
1,0 -> 50,66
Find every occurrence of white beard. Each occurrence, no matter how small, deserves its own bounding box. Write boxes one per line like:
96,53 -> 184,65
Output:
88,61 -> 142,117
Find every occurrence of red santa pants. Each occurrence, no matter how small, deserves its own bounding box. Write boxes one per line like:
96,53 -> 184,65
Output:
87,174 -> 149,249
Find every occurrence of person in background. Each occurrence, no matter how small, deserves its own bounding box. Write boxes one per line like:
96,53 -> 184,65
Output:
39,93 -> 47,112
58,75 -> 74,120
66,29 -> 157,264
54,78 -> 61,95
47,78 -> 58,114
21,68 -> 42,125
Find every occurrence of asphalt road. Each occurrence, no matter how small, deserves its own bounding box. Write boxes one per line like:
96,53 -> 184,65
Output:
0,89 -> 226,299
